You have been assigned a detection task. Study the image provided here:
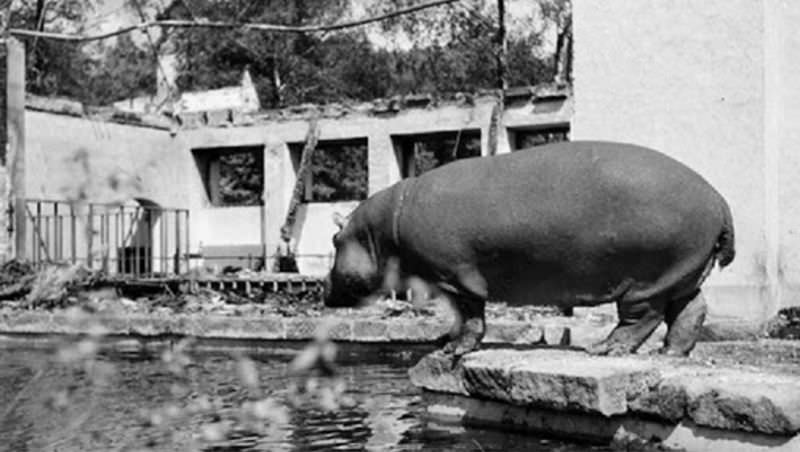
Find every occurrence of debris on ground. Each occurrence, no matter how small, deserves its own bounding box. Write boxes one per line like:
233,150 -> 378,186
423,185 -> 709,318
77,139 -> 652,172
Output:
0,260 -> 577,322
766,306 -> 800,339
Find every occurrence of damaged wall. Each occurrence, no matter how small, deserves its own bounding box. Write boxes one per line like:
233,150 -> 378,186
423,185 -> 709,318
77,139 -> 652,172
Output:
15,89 -> 571,275
183,92 -> 572,275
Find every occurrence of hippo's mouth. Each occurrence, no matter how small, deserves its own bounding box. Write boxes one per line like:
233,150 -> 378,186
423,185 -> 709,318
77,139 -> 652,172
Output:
323,269 -> 382,308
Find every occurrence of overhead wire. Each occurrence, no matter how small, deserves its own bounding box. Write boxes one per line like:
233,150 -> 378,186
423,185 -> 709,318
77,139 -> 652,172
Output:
8,0 -> 463,42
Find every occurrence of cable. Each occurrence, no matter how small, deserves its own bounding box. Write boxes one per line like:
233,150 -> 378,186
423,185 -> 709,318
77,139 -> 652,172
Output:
9,0 -> 462,42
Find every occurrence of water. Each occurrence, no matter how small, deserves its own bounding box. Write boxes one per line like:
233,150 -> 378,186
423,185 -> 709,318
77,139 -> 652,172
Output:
0,337 -> 607,452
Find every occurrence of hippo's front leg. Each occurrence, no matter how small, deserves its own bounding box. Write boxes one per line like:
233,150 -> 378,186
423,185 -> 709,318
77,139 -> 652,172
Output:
441,294 -> 486,357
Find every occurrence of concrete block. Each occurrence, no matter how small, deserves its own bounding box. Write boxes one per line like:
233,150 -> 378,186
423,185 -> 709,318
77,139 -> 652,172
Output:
484,322 -> 543,344
4,311 -> 53,333
467,349 -> 660,416
284,318 -> 318,340
197,316 -> 285,340
353,320 -> 389,341
386,319 -> 447,342
411,349 -> 660,417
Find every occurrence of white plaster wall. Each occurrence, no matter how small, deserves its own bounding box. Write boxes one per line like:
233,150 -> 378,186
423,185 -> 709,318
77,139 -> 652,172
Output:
775,1 -> 800,305
25,112 -> 187,209
197,206 -> 262,246
572,0 -> 800,319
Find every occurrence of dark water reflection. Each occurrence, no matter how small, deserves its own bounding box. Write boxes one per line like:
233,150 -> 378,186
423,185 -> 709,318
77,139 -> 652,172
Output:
0,339 -> 607,452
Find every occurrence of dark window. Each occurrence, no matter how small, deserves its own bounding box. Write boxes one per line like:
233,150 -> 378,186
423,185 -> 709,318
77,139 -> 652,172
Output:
192,146 -> 264,207
290,138 -> 369,203
510,125 -> 570,150
392,130 -> 482,178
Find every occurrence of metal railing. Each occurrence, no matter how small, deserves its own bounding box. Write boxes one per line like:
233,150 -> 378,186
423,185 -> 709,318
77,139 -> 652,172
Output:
22,199 -> 190,277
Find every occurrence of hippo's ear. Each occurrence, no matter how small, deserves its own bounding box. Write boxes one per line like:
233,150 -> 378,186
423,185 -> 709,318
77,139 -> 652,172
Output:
332,212 -> 346,230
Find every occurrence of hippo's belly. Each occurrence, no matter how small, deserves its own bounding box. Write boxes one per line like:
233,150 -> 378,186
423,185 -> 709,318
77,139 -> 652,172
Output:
478,249 -> 671,308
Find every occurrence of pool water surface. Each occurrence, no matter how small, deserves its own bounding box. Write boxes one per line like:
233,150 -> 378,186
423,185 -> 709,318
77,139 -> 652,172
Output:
0,338 -> 608,451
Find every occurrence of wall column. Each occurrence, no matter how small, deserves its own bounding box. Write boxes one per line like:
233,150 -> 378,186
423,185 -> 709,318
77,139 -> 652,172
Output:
6,37 -> 25,261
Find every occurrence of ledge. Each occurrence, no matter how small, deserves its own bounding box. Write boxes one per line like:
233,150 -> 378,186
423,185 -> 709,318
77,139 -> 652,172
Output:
0,307 -> 770,347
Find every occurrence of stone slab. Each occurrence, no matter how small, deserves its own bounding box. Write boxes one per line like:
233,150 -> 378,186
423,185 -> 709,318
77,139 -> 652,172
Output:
411,349 -> 660,416
410,348 -> 800,437
424,392 -> 800,451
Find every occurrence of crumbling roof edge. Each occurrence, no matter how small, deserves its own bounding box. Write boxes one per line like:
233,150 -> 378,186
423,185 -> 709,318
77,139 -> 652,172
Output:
24,94 -> 174,131
176,83 -> 573,130
23,83 -> 572,132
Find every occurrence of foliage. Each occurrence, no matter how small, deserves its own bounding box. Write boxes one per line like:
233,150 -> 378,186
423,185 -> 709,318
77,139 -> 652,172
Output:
218,150 -> 264,206
8,0 -> 570,107
9,0 -> 156,105
399,132 -> 482,177
83,33 -> 157,105
167,0 -> 566,108
306,141 -> 368,202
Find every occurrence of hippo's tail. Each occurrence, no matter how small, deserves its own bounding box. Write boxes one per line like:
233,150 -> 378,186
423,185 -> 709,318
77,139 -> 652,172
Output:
714,199 -> 735,269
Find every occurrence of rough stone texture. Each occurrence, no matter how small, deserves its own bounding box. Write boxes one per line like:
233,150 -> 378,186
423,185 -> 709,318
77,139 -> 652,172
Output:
484,322 -> 543,344
627,370 -> 688,422
200,316 -> 285,340
386,319 -> 447,342
680,369 -> 800,435
423,393 -> 800,451
412,348 -> 800,437
408,351 -> 467,395
412,349 -> 660,417
353,320 -> 389,341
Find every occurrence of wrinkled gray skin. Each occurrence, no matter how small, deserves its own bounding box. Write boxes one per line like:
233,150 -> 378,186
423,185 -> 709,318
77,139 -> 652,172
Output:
323,141 -> 735,358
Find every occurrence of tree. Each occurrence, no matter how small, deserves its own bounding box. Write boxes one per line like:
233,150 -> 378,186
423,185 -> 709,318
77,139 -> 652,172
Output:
10,0 -> 96,100
9,0 -> 157,105
85,34 -> 157,105
166,0 -> 356,108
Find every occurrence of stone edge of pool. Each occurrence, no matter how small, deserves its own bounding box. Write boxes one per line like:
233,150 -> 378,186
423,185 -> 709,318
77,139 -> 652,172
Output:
0,308 -> 765,346
411,349 -> 800,451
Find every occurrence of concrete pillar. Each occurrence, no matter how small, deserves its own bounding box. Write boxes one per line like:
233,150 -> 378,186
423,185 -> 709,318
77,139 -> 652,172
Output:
368,127 -> 398,194
262,140 -> 290,263
6,38 -> 25,261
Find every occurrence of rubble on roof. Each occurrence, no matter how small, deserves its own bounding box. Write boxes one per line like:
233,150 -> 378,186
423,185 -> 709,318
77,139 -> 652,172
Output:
24,83 -> 572,132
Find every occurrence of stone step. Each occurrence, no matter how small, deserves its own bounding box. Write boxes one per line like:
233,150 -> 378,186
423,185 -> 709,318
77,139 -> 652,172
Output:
409,348 -> 800,450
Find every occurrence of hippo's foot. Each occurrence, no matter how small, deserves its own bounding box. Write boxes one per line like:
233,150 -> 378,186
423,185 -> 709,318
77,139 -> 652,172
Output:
441,332 -> 482,358
661,290 -> 707,357
585,339 -> 635,357
440,295 -> 486,359
587,300 -> 666,356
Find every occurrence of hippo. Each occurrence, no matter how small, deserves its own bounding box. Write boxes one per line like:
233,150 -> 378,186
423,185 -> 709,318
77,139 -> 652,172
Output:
323,141 -> 735,357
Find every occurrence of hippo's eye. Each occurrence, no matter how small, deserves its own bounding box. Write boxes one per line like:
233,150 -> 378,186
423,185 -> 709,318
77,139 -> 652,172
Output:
332,232 -> 341,247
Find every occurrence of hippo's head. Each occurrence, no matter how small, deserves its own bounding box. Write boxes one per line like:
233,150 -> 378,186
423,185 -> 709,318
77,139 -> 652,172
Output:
323,212 -> 382,308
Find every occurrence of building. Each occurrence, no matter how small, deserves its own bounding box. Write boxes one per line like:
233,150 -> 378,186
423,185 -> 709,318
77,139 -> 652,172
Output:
12,85 -> 572,277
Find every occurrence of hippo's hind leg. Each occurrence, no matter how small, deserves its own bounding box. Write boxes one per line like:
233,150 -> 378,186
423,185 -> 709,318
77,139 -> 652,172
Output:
660,290 -> 707,356
586,298 -> 666,356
